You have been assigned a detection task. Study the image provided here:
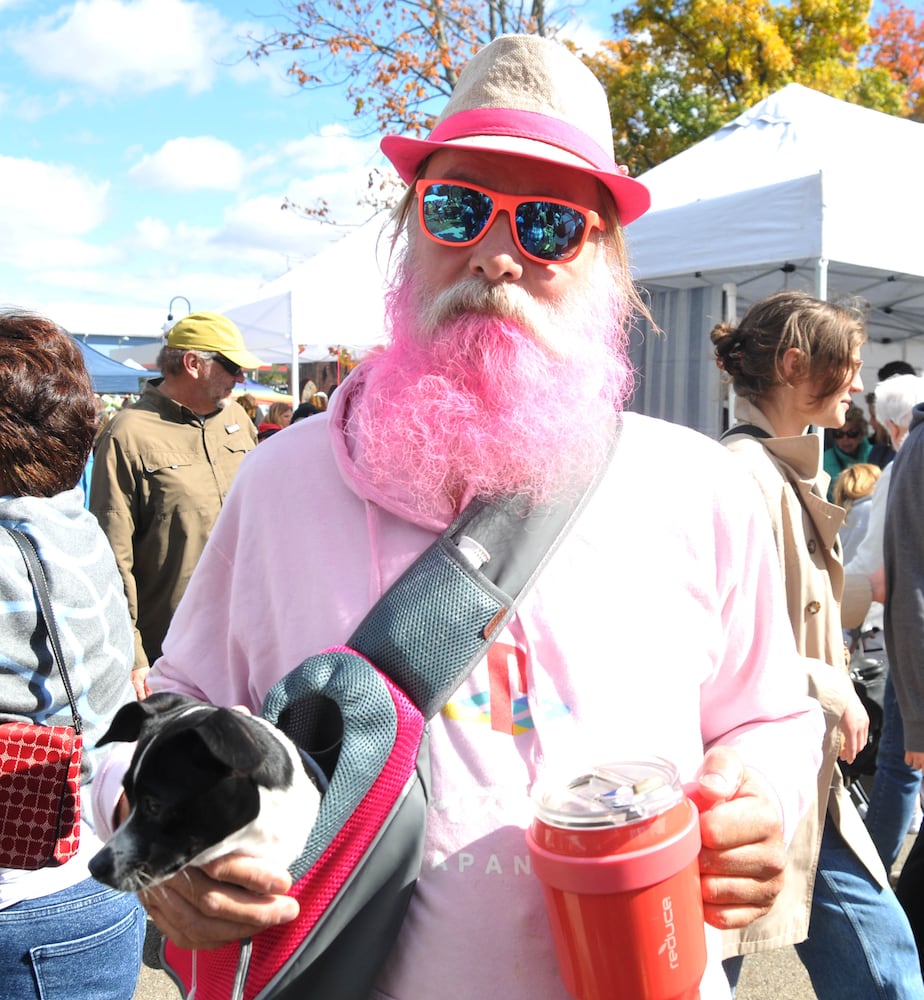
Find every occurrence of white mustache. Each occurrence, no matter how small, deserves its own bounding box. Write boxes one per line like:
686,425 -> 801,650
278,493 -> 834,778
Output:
420,279 -> 549,338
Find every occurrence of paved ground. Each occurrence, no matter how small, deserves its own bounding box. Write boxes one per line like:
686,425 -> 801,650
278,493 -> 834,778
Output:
132,832 -> 917,1000
132,922 -> 819,999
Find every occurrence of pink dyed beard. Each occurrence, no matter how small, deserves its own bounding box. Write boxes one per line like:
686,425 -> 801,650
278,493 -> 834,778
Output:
346,256 -> 635,517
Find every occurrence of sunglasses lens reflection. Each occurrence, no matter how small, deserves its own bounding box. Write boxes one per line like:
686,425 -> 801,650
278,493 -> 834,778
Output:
421,184 -> 492,244
515,203 -> 587,261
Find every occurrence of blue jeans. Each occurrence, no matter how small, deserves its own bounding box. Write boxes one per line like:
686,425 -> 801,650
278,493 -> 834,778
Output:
725,817 -> 924,999
865,671 -> 922,871
0,876 -> 144,1000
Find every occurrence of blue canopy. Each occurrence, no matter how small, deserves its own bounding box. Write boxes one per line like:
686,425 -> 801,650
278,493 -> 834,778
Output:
72,338 -> 151,394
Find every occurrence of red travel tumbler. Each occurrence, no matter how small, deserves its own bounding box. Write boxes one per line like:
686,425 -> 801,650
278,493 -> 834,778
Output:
527,759 -> 706,1000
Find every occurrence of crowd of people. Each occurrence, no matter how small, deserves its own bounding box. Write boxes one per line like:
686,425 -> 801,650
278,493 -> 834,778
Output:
2,30 -> 924,1000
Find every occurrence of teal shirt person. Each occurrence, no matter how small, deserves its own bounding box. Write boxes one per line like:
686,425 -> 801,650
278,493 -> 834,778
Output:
824,419 -> 872,500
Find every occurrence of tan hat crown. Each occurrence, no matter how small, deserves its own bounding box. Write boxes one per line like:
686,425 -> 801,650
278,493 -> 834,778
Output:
434,34 -> 612,157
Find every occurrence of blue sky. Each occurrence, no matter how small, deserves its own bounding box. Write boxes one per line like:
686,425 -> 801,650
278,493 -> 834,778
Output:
0,0 -> 616,343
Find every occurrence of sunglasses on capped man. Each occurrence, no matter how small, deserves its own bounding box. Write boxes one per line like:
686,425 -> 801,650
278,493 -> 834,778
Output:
211,354 -> 244,378
415,180 -> 602,264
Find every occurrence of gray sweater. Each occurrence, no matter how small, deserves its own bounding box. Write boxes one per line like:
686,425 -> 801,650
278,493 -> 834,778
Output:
0,488 -> 135,811
884,403 -> 924,750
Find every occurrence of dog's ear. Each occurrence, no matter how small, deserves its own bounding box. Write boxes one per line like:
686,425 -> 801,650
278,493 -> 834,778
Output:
97,701 -> 151,746
96,692 -> 199,746
193,709 -> 266,773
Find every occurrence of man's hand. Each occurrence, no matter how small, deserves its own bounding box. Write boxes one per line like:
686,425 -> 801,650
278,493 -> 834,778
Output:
906,750 -> 924,771
140,855 -> 298,951
693,746 -> 786,930
131,665 -> 151,701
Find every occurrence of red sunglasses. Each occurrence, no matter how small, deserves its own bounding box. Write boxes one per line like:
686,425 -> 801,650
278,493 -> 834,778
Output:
415,179 -> 602,264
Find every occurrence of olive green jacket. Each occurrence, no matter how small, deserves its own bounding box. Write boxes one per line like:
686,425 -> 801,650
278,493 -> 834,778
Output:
89,380 -> 257,669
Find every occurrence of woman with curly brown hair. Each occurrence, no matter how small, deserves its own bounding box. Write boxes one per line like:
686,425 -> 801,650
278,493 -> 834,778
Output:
0,311 -> 144,999
712,290 -> 923,998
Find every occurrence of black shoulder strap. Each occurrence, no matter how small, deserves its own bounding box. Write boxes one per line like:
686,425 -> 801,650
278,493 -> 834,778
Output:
347,427 -> 616,719
3,527 -> 82,734
721,422 -> 772,442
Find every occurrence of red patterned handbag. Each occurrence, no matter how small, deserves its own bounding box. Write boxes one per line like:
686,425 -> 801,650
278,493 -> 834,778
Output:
0,527 -> 83,870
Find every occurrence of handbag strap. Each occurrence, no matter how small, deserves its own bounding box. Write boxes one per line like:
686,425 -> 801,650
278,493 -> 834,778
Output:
720,422 -> 772,441
347,424 -> 617,719
2,527 -> 82,735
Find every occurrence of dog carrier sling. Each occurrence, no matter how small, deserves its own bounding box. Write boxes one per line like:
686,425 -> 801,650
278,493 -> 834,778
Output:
161,473 -> 606,1000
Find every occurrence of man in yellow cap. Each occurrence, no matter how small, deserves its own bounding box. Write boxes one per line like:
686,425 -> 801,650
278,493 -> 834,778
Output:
89,311 -> 262,696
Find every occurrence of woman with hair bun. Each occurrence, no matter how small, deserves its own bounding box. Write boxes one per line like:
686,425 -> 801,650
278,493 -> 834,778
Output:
712,291 -> 923,998
0,311 -> 144,999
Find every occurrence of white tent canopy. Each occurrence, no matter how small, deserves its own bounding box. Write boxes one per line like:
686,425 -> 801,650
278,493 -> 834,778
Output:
625,84 -> 924,435
222,216 -> 397,398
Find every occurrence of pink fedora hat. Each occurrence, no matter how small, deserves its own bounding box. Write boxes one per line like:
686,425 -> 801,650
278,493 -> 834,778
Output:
380,34 -> 650,226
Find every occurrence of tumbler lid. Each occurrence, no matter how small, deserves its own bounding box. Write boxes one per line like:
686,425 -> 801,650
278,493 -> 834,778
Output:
532,759 -> 684,829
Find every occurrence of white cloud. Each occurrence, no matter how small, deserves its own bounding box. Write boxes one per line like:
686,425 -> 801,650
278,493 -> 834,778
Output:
2,89 -> 74,122
34,299 -> 166,338
134,216 -> 172,249
215,193 -> 334,259
557,14 -> 610,55
282,124 -> 382,174
128,136 -> 246,191
8,0 -> 231,96
0,154 -> 109,237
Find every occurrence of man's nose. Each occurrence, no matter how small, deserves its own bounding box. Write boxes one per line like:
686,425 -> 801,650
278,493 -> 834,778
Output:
468,211 -> 524,282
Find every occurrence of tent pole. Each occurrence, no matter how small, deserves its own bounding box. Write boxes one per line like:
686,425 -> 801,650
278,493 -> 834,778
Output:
290,339 -> 299,404
815,258 -> 829,300
721,283 -> 738,433
811,259 -> 831,446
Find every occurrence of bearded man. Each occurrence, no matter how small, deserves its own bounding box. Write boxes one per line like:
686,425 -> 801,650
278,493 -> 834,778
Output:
93,35 -> 823,999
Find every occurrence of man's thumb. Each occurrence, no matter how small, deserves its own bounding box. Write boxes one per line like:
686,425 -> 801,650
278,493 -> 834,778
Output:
695,745 -> 744,805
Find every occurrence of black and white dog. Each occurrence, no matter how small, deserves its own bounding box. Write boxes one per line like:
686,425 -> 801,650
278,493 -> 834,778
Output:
89,692 -> 322,893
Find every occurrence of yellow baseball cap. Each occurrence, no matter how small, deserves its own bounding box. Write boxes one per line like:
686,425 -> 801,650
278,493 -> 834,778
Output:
167,311 -> 264,369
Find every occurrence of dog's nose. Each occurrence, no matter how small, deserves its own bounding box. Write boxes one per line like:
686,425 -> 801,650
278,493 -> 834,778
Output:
88,847 -> 116,887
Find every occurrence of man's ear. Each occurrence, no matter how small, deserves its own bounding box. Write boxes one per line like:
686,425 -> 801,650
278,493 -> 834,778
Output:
181,350 -> 205,379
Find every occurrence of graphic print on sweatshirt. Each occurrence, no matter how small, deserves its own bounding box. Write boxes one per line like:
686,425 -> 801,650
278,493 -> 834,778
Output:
442,641 -> 570,734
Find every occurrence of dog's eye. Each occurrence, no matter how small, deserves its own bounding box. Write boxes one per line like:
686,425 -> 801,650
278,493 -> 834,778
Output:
140,794 -> 164,819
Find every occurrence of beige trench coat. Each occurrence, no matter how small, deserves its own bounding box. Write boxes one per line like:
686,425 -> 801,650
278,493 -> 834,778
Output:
721,400 -> 887,956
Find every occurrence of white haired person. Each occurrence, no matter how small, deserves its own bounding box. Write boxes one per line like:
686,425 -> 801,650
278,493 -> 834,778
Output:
847,373 -> 924,870
93,36 -> 824,999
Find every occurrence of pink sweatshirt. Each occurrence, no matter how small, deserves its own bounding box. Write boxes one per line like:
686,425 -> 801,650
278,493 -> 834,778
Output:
94,377 -> 823,1000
